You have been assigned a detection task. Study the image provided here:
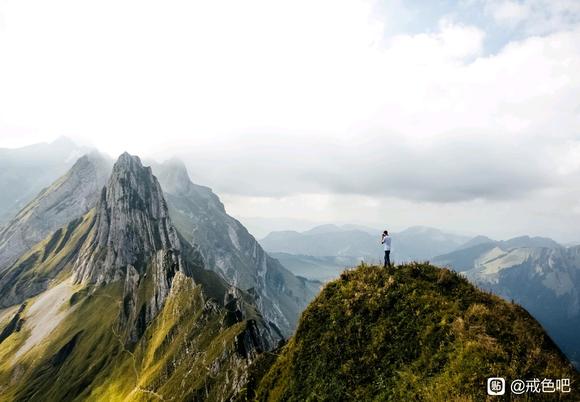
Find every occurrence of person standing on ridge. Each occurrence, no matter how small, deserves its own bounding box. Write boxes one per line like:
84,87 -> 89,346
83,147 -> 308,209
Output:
381,230 -> 391,268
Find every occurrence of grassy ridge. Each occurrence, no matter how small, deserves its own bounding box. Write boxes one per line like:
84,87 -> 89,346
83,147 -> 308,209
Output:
253,263 -> 579,401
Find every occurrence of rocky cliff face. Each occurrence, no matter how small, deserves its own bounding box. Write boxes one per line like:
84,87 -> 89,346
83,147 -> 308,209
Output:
153,159 -> 320,337
73,153 -> 182,285
0,152 -> 110,271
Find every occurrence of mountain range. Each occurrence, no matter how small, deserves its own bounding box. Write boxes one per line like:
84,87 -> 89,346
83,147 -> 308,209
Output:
0,153 -> 283,400
0,150 -> 318,339
260,224 -> 469,264
261,223 -> 580,369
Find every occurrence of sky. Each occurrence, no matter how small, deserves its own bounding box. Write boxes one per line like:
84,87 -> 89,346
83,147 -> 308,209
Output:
1,0 -> 580,241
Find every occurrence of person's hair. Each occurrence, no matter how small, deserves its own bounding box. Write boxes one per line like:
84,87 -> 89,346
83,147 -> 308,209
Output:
383,230 -> 388,235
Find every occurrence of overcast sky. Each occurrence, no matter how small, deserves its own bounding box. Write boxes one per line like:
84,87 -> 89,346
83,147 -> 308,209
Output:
1,0 -> 580,241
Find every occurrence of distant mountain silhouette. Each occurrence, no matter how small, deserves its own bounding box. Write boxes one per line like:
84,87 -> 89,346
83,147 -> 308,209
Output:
260,224 -> 469,264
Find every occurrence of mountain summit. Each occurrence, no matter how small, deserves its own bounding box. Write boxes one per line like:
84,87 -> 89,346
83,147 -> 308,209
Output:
74,153 -> 182,285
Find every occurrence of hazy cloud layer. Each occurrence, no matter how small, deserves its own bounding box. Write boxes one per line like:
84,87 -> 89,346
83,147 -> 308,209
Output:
1,0 -> 580,240
169,23 -> 580,203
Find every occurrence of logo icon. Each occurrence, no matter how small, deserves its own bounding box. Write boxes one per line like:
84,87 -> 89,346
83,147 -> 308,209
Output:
487,377 -> 506,395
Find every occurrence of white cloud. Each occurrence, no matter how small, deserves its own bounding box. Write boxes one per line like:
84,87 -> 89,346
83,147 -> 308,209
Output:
1,1 -> 580,240
484,0 -> 580,34
485,1 -> 530,26
387,19 -> 485,62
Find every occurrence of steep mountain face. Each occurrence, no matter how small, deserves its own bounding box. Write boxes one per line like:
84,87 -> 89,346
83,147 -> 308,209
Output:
72,152 -> 193,344
152,159 -> 320,337
0,153 -> 279,401
73,153 -> 181,285
0,137 -> 88,224
0,152 -> 111,271
249,264 -> 579,401
434,242 -> 580,367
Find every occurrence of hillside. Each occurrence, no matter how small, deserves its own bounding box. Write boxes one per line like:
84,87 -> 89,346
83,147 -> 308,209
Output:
250,263 -> 578,401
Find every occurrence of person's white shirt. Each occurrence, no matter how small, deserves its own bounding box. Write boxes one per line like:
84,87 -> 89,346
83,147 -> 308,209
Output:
382,235 -> 391,251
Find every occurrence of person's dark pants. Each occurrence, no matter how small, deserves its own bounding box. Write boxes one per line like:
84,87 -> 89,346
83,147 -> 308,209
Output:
384,250 -> 391,267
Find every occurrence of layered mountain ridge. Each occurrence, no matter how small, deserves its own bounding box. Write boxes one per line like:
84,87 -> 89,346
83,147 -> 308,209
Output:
259,225 -> 469,264
0,149 -> 318,340
0,148 -> 578,400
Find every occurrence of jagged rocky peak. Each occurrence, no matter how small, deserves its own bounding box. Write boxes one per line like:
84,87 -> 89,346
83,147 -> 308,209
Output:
73,152 -> 183,286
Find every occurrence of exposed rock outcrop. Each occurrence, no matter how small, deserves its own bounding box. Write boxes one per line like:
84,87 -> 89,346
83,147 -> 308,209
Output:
70,153 -> 192,343
73,153 -> 181,285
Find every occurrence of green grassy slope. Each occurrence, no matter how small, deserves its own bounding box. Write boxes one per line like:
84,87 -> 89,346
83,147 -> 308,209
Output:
252,263 -> 579,401
0,211 -> 95,308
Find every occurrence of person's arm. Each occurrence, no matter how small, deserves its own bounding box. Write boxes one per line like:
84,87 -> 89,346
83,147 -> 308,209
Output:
381,234 -> 385,244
